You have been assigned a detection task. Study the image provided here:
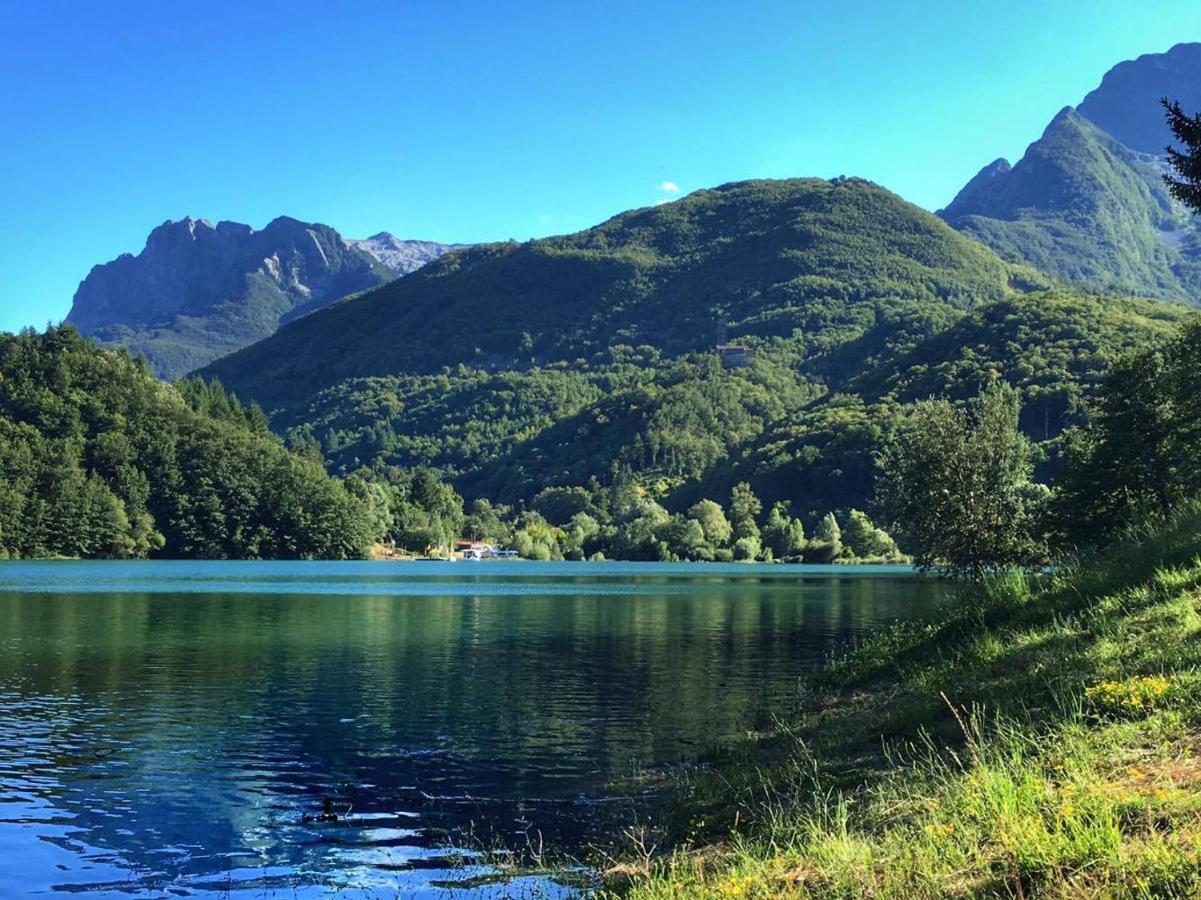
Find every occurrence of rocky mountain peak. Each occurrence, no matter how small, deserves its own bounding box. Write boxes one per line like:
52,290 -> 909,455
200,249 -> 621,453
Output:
940,158 -> 1012,220
1077,42 -> 1201,155
348,234 -> 463,275
66,215 -> 403,378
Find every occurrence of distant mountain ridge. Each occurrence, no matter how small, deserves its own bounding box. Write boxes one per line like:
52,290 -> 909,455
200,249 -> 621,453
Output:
1077,42 -> 1201,155
939,43 -> 1201,302
66,216 -> 458,379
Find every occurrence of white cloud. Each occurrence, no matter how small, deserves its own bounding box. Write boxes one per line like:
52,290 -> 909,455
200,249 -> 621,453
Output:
659,181 -> 680,194
655,198 -> 672,206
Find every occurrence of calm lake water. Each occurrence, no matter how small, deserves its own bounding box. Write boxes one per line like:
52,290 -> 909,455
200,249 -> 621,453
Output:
0,561 -> 949,899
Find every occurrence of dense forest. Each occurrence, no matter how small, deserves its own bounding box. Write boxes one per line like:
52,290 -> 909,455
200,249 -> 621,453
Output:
249,287 -> 1181,563
0,328 -> 378,559
188,178 -> 1188,554
3,208 -> 1194,563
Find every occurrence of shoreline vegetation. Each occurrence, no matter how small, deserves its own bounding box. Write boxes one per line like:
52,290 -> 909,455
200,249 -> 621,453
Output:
0,327 -> 909,566
593,504 -> 1201,898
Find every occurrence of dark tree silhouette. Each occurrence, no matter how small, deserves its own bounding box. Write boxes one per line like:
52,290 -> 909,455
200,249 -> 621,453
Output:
1164,99 -> 1201,214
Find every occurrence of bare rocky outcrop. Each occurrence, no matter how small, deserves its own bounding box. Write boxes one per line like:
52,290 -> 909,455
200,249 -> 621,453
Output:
66,217 -> 457,379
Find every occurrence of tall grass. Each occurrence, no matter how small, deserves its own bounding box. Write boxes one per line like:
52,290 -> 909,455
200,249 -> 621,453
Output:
604,503 -> 1201,898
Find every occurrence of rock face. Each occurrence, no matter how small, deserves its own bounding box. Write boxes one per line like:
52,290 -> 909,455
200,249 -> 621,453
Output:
1077,42 -> 1201,156
66,217 -> 456,379
349,233 -> 462,275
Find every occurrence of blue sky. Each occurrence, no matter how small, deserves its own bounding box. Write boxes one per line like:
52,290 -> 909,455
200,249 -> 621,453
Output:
2,0 -> 1200,333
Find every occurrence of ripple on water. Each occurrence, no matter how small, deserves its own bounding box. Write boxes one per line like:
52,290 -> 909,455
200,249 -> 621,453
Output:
0,560 -> 947,897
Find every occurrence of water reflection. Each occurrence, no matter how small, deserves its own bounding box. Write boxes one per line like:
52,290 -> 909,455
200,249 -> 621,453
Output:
0,561 -> 948,897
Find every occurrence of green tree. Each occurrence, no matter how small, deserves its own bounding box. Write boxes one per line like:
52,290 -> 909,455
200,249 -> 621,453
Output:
1164,99 -> 1201,213
661,515 -> 708,561
464,498 -> 512,544
806,512 -> 843,564
1055,346 -> 1175,543
877,382 -> 1044,579
762,502 -> 806,560
1056,319 -> 1201,545
729,482 -> 762,542
563,511 -> 601,560
732,535 -> 761,561
688,499 -> 733,547
841,509 -> 900,561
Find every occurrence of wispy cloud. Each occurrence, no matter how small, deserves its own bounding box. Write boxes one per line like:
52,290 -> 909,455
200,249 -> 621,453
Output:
655,198 -> 672,206
659,181 -> 680,194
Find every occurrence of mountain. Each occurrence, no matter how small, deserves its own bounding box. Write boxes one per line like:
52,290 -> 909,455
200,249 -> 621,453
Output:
198,177 -> 1131,516
1077,42 -> 1201,155
65,217 -> 455,380
349,233 -> 463,274
941,108 -> 1201,301
939,44 -> 1201,302
203,177 -> 1039,410
942,158 -> 1012,213
190,174 -> 1191,536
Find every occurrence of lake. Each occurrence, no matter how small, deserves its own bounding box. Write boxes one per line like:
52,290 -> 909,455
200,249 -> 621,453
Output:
0,561 -> 950,898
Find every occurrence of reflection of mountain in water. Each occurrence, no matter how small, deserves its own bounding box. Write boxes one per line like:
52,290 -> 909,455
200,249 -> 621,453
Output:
0,563 -> 946,897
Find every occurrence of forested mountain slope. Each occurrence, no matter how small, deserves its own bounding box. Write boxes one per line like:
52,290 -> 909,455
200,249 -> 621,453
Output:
202,178 -> 1038,409
940,45 -> 1201,302
192,175 -> 1191,525
0,327 -> 374,559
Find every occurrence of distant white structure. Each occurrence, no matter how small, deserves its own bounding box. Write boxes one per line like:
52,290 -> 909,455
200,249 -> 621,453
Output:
455,541 -> 518,559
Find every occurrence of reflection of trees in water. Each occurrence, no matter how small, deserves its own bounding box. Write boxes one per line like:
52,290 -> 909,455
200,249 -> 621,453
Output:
0,576 -> 946,891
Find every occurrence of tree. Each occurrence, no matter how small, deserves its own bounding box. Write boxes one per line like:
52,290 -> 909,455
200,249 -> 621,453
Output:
1056,319 -> 1201,545
877,382 -> 1044,580
762,502 -> 806,560
806,512 -> 843,564
612,496 -> 671,560
688,499 -> 732,547
464,498 -> 512,544
563,512 -> 601,560
733,535 -> 762,561
841,509 -> 900,561
1054,346 -> 1175,543
532,486 -> 593,524
1164,99 -> 1201,213
729,482 -> 762,542
661,515 -> 708,560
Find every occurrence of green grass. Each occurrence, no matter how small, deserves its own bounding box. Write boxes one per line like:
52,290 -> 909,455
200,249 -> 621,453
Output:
602,504 -> 1201,898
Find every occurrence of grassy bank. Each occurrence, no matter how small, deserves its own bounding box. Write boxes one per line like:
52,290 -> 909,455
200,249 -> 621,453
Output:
604,505 -> 1201,898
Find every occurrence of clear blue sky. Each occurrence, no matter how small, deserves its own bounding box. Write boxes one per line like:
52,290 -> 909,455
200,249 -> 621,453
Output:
2,0 -> 1200,333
